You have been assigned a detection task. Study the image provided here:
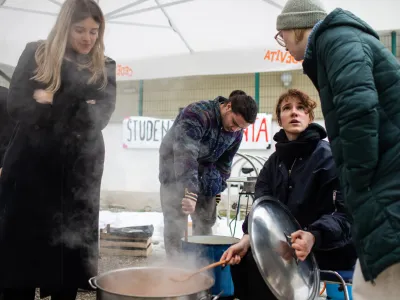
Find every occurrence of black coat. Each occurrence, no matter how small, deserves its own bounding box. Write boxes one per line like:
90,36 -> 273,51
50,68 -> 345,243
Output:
0,86 -> 15,166
243,124 -> 357,270
0,41 -> 116,289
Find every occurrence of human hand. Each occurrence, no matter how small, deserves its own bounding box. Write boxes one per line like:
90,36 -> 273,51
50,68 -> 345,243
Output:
291,230 -> 315,261
33,89 -> 53,104
86,100 -> 96,104
220,234 -> 250,265
182,189 -> 197,215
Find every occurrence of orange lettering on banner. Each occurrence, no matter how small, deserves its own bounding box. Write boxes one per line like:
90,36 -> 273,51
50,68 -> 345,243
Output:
263,50 -> 303,64
116,64 -> 133,77
270,51 -> 277,61
243,117 -> 269,143
279,50 -> 288,63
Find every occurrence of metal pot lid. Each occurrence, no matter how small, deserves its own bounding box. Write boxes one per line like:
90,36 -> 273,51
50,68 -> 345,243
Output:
248,196 -> 320,300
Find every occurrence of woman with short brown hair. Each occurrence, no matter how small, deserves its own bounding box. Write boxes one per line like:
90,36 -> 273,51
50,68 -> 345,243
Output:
221,89 -> 356,300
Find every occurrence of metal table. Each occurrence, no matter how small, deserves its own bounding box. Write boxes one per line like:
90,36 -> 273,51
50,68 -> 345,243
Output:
225,176 -> 256,227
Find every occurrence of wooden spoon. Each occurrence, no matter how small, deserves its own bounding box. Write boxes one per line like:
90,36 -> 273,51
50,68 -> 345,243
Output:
170,260 -> 229,282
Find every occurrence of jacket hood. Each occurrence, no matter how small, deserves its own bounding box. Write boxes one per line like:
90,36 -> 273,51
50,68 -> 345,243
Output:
306,8 -> 379,58
274,122 -> 327,142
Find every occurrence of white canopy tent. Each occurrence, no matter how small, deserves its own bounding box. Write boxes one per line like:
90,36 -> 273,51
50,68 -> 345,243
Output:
0,0 -> 400,81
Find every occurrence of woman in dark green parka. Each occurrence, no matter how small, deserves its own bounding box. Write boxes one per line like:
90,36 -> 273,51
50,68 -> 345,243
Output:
274,1 -> 400,299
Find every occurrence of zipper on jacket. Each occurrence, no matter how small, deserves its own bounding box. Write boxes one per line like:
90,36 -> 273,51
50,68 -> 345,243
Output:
288,158 -> 297,177
332,190 -> 337,214
287,158 -> 297,192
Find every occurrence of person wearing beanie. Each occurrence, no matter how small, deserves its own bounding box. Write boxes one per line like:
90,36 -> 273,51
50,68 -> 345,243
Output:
275,1 -> 400,299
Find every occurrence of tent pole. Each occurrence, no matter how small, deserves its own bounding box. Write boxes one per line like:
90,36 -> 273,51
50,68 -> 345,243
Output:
0,69 -> 10,83
154,0 -> 193,53
255,73 -> 260,112
105,0 -> 148,19
391,31 -> 397,56
107,0 -> 193,20
138,80 -> 144,116
0,6 -> 57,16
47,0 -> 62,6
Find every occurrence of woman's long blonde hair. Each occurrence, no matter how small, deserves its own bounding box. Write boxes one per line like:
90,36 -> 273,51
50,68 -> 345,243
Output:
32,0 -> 107,92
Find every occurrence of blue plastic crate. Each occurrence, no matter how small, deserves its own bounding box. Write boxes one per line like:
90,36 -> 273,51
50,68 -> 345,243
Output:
326,282 -> 353,300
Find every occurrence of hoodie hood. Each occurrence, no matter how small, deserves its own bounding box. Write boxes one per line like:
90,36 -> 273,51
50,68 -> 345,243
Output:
274,122 -> 327,143
305,8 -> 379,59
274,123 -> 327,169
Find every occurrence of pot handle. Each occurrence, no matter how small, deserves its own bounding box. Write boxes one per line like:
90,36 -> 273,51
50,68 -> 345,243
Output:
284,232 -> 299,265
88,277 -> 97,290
211,290 -> 224,300
199,290 -> 223,300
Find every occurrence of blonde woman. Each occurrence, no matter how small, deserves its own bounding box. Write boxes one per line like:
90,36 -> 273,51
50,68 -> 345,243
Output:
0,0 -> 116,299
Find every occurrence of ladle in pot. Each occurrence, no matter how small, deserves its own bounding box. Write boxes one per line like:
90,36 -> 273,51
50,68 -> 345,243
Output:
170,260 -> 229,282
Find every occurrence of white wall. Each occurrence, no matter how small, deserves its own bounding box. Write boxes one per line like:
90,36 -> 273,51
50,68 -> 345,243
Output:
100,119 -> 326,210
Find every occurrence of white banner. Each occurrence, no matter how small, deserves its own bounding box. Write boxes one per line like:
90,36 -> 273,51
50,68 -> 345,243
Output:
240,113 -> 273,150
122,113 -> 273,150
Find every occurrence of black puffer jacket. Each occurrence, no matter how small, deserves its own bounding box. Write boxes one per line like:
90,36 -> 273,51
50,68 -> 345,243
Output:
243,123 -> 357,270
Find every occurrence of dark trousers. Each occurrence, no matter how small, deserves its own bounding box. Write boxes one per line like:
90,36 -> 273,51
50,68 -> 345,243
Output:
2,288 -> 78,300
230,250 -> 277,300
160,183 -> 217,258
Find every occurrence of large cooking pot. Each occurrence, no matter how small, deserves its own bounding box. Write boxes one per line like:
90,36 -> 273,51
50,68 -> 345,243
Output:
248,196 -> 350,300
89,267 -> 221,300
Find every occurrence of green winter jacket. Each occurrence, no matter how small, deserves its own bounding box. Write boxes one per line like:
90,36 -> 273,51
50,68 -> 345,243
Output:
303,8 -> 400,281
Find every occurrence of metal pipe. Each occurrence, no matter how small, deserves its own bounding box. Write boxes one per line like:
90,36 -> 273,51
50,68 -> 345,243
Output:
48,0 -> 62,6
154,0 -> 194,53
242,154 -> 264,170
391,31 -> 397,56
231,156 -> 246,172
262,0 -> 283,9
108,20 -> 171,29
138,80 -> 144,116
319,270 -> 350,300
234,153 -> 260,176
256,155 -> 268,162
255,73 -> 260,111
0,69 -> 11,83
108,0 -> 194,20
0,5 -> 57,16
105,0 -> 148,19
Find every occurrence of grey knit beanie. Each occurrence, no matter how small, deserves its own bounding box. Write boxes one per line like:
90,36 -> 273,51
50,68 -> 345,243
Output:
276,0 -> 327,30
